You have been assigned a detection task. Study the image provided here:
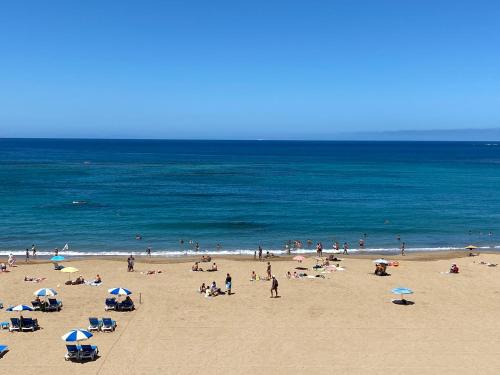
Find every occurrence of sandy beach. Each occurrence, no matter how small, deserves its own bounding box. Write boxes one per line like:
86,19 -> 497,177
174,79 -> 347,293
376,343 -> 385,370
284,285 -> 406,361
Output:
1,252 -> 500,374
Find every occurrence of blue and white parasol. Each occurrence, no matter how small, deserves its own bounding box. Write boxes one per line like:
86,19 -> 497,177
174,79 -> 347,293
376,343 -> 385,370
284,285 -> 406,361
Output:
108,287 -> 132,296
61,329 -> 93,342
34,288 -> 57,297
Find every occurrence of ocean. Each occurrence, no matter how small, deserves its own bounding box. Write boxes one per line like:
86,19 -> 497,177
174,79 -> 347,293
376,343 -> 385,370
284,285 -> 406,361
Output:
0,139 -> 499,256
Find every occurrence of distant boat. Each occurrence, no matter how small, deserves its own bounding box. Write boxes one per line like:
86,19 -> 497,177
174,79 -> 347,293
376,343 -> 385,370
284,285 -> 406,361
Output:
72,201 -> 87,205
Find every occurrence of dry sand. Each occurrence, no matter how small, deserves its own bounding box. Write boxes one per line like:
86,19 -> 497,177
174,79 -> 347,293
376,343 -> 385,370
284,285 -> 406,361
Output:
1,252 -> 500,374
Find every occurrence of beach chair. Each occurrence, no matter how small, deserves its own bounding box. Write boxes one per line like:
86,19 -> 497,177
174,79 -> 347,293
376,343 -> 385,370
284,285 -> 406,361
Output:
88,317 -> 102,332
118,300 -> 134,311
46,298 -> 62,311
20,317 -> 38,331
31,300 -> 42,311
105,297 -> 117,311
64,344 -> 80,361
8,318 -> 20,332
101,317 -> 116,332
0,345 -> 8,358
80,344 -> 99,361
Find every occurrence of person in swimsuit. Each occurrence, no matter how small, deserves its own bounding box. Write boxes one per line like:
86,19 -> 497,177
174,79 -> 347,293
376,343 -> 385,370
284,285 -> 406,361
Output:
271,275 -> 279,298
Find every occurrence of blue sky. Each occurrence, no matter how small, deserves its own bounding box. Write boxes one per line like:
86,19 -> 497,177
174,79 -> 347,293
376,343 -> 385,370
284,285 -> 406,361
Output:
1,1 -> 499,139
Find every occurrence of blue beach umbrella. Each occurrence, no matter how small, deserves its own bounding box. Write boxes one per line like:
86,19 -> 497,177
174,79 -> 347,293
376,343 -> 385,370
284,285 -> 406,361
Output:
51,255 -> 65,262
61,329 -> 93,342
34,288 -> 57,297
9,304 -> 34,312
392,287 -> 413,295
108,287 -> 132,296
391,287 -> 414,304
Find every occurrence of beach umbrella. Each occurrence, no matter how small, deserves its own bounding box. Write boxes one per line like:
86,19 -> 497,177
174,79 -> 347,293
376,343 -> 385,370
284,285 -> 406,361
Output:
51,255 -> 65,262
108,287 -> 132,296
465,245 -> 477,250
391,287 -> 413,304
61,329 -> 93,342
34,288 -> 57,297
9,304 -> 34,312
373,259 -> 389,264
61,266 -> 78,281
293,255 -> 306,262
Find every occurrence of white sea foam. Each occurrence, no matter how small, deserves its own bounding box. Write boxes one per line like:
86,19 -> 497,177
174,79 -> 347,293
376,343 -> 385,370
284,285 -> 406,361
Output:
0,246 -> 495,257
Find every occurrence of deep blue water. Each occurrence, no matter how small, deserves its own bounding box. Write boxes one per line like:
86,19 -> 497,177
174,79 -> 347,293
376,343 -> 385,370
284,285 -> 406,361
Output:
0,139 -> 499,255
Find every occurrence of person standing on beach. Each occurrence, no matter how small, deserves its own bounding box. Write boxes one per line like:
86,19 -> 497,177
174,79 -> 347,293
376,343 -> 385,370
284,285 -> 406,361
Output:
266,262 -> 272,279
225,273 -> 232,295
54,248 -> 59,256
195,242 -> 200,252
258,246 -> 263,261
127,255 -> 135,271
32,244 -> 36,258
316,242 -> 323,257
25,248 -> 29,263
343,242 -> 349,255
146,247 -> 151,257
401,242 -> 406,256
334,241 -> 339,251
271,275 -> 279,298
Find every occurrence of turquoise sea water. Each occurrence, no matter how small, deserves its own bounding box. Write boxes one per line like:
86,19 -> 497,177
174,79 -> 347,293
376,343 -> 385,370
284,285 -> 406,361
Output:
0,139 -> 499,256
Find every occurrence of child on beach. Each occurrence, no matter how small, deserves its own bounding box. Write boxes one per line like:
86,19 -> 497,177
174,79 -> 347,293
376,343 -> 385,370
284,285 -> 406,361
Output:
225,273 -> 232,295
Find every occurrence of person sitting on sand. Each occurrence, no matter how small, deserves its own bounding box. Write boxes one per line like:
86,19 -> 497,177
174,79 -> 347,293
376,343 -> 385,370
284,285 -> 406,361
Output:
210,281 -> 223,296
250,271 -> 257,281
375,263 -> 388,276
199,282 -> 207,293
192,262 -> 203,272
73,275 -> 85,285
286,271 -> 292,279
450,264 -> 459,274
207,262 -> 218,272
293,271 -> 299,279
8,253 -> 16,267
93,274 -> 102,284
201,255 -> 211,262
0,263 -> 7,272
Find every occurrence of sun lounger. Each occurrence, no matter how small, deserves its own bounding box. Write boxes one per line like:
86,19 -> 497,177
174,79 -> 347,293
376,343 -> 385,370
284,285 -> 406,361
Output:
117,300 -> 134,311
65,344 -> 80,361
0,345 -> 8,358
20,317 -> 39,331
105,297 -> 117,311
80,345 -> 99,360
31,300 -> 42,311
46,298 -> 62,311
8,318 -> 20,332
101,317 -> 116,332
88,317 -> 102,332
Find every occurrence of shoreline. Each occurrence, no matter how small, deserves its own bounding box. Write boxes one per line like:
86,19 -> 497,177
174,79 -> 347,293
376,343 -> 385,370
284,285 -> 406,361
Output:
9,249 -> 486,265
